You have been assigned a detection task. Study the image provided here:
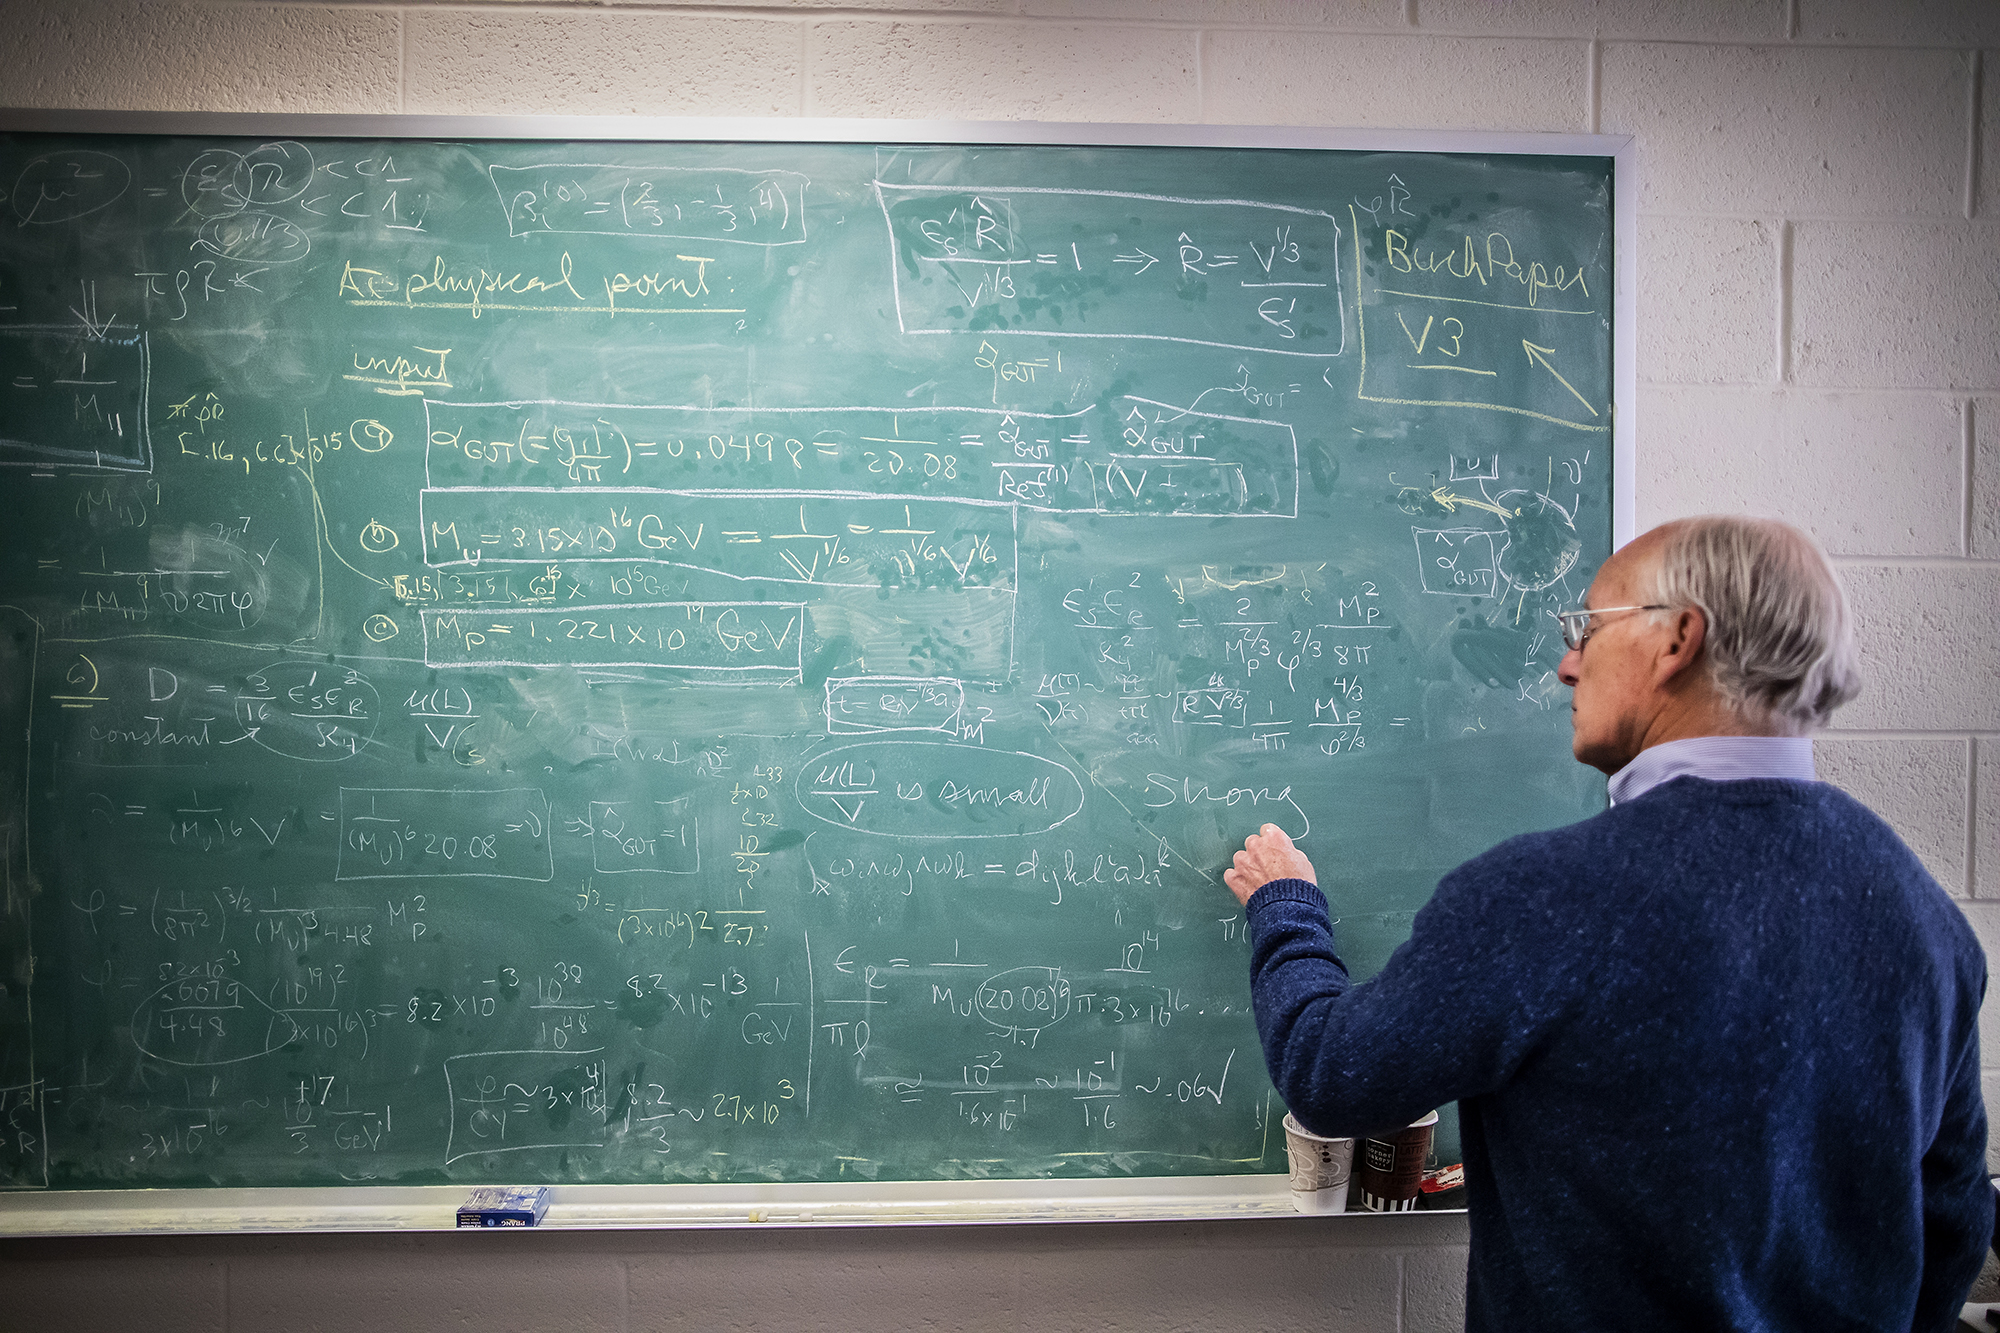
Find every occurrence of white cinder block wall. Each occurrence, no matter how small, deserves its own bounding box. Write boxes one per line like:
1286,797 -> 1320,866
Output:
2,1 -> 1995,1328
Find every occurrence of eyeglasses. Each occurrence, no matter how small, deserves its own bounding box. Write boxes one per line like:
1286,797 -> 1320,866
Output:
1555,604 -> 1670,652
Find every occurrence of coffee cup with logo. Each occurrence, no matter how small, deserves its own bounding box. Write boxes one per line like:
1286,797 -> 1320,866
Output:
1353,1110 -> 1439,1212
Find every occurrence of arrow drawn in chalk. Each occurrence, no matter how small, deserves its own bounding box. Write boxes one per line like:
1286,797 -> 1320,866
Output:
1522,341 -> 1599,417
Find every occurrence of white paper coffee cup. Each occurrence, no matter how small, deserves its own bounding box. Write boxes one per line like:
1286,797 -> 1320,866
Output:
1283,1112 -> 1355,1214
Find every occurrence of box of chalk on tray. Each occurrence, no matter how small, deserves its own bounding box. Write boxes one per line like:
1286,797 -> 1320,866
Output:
457,1185 -> 552,1227
1417,1163 -> 1466,1210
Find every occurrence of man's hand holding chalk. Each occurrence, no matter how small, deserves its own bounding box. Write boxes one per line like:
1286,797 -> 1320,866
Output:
1222,823 -> 1316,906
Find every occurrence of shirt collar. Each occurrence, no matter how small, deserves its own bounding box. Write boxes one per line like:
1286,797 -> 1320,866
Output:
1606,735 -> 1817,805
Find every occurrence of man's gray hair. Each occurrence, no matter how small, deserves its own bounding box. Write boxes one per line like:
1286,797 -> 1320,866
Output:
1644,516 -> 1861,732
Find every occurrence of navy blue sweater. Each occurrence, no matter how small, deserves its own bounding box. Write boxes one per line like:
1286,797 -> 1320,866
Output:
1246,777 -> 1991,1331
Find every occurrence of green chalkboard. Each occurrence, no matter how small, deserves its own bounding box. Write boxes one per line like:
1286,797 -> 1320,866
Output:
0,122 -> 1616,1193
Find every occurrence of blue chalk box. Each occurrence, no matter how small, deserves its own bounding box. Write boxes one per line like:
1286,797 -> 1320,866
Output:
457,1186 -> 552,1228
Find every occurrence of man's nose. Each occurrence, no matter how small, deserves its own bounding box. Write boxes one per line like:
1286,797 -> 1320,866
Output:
1556,646 -> 1582,686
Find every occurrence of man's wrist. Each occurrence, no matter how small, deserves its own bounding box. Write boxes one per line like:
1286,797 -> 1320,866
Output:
1244,877 -> 1327,915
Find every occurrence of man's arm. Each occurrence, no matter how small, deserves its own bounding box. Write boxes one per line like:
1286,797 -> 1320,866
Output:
1227,824 -> 1385,1133
1228,825 -> 1573,1139
1914,986 -> 1993,1331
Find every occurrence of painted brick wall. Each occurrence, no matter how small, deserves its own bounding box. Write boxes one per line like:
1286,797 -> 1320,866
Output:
1,1 -> 1994,1327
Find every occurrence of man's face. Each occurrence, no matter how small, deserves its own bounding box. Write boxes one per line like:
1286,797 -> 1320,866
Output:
1557,541 -> 1666,775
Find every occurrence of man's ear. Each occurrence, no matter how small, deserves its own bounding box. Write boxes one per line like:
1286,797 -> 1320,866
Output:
1654,605 -> 1707,687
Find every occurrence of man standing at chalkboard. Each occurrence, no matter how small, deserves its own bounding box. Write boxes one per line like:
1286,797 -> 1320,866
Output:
1224,515 -> 1991,1330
